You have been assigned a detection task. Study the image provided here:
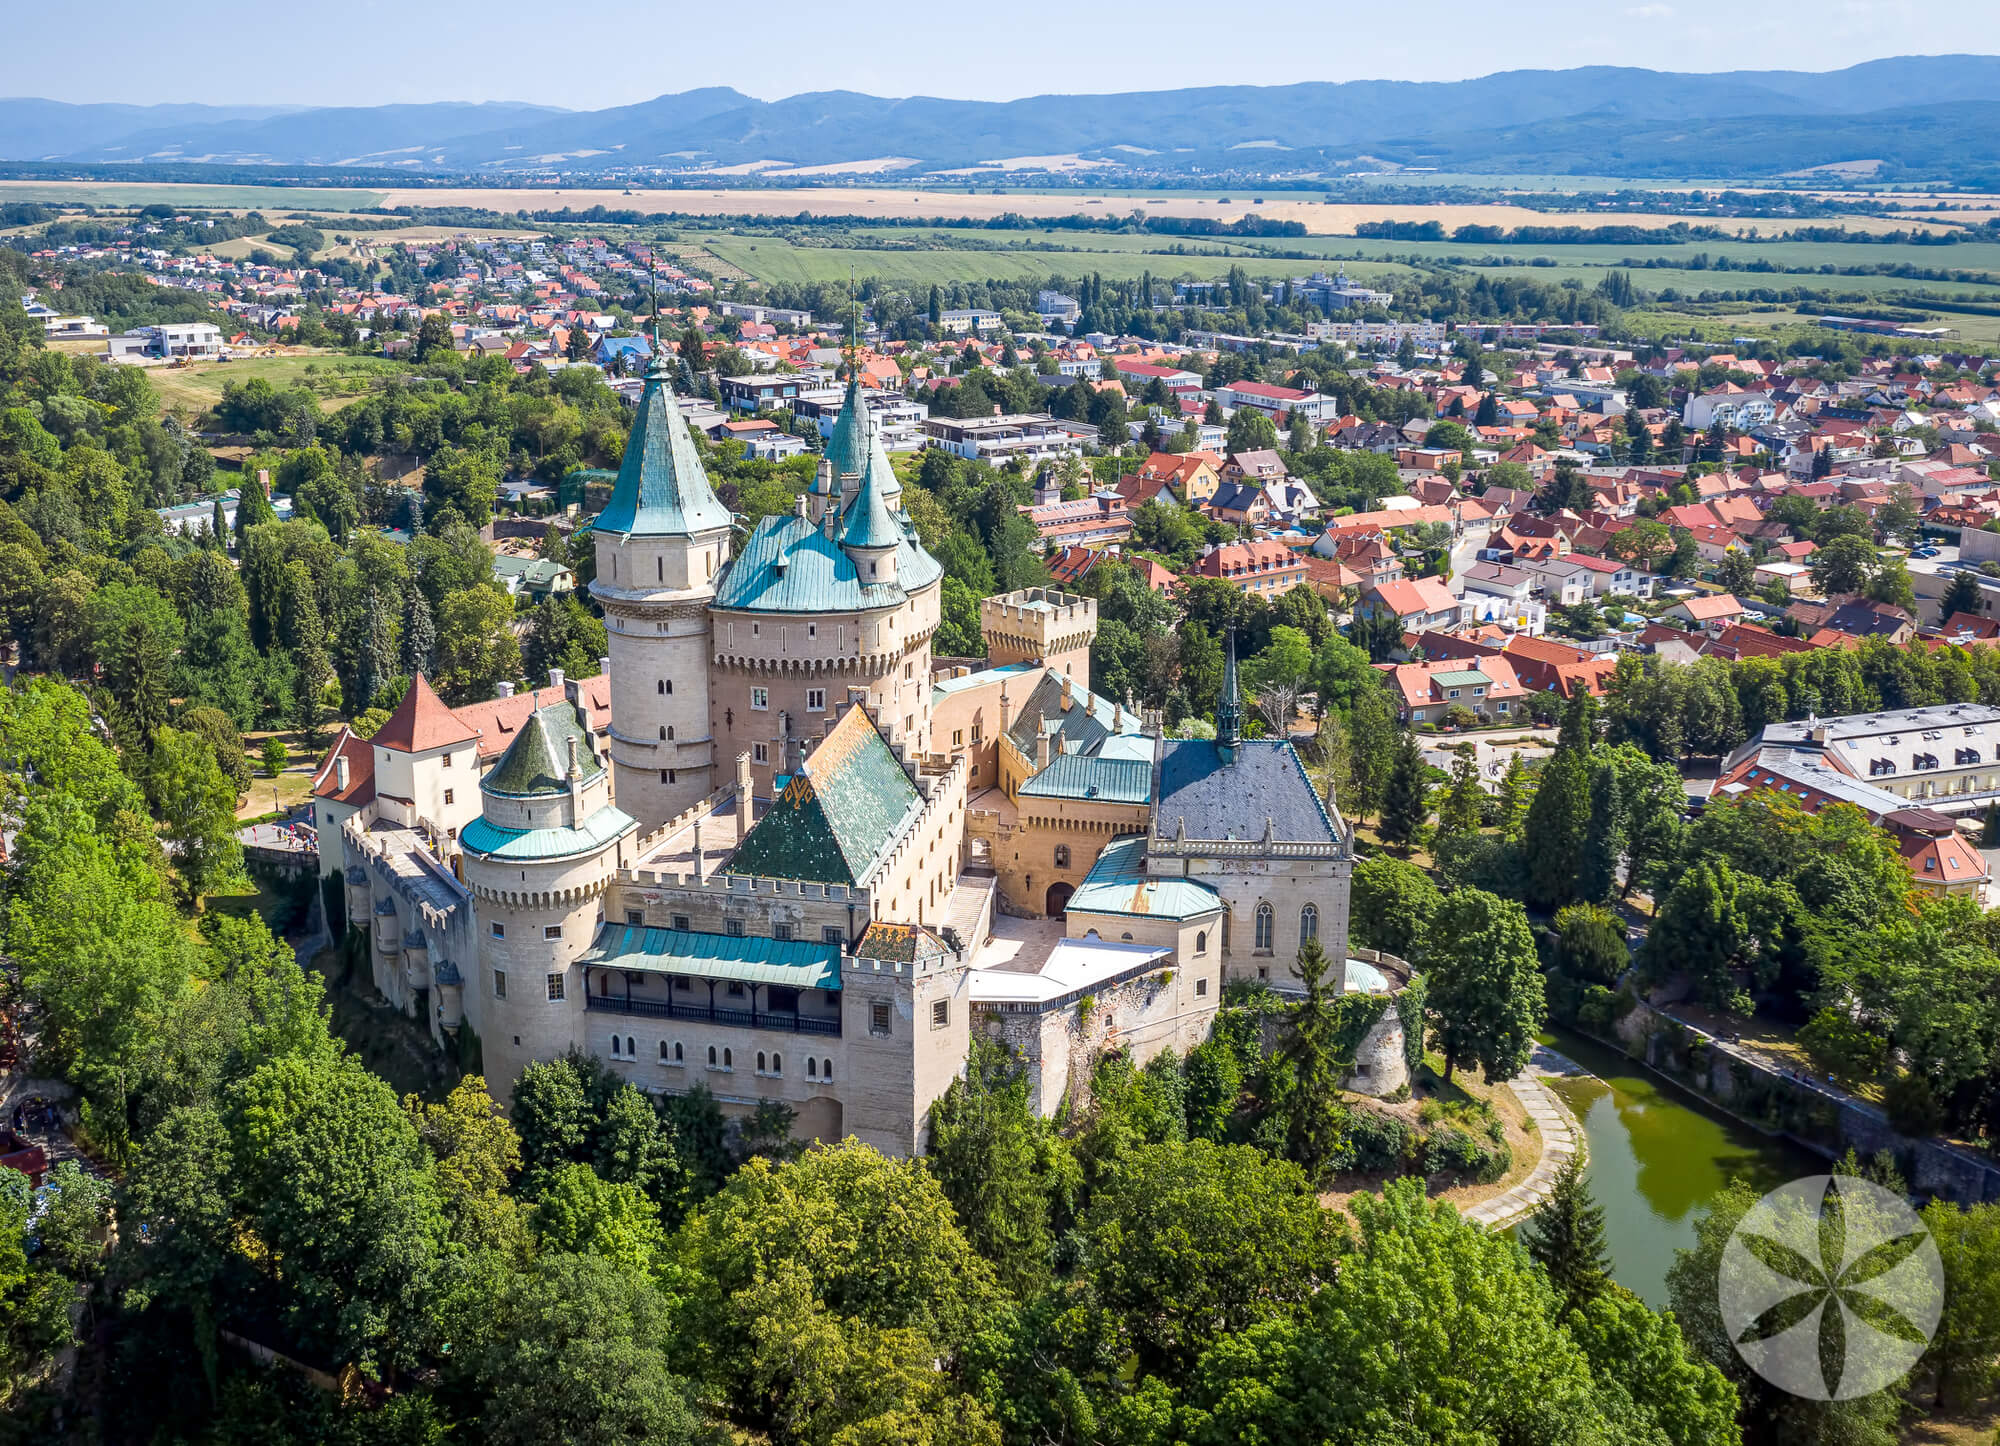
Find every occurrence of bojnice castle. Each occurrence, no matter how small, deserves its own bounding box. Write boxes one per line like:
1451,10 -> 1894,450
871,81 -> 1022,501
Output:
313,351 -> 1405,1155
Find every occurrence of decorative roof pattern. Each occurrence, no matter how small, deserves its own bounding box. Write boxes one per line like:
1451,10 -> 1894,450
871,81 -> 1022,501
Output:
725,707 -> 922,885
1156,738 -> 1342,845
1067,833 -> 1224,920
482,701 -> 606,798
579,923 -> 842,991
595,363 -> 732,538
855,921 -> 949,963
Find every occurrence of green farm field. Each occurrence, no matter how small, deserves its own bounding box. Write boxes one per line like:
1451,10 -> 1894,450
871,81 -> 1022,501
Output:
1329,235 -> 2000,277
698,233 -> 1419,287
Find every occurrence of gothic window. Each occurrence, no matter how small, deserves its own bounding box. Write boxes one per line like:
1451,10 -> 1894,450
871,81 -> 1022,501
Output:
659,726 -> 666,739
708,1045 -> 717,1066
626,1036 -> 635,1057
1195,930 -> 1208,955
823,1059 -> 834,1081
667,725 -> 674,740
757,1051 -> 767,1072
658,679 -> 665,694
772,1053 -> 782,1075
807,1057 -> 818,1078
1300,903 -> 1319,947
1255,902 -> 1273,952
723,1048 -> 732,1069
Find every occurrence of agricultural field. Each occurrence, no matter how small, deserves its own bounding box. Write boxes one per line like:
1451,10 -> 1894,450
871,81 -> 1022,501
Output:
0,180 -> 388,210
696,233 -> 1421,288
146,352 -> 398,421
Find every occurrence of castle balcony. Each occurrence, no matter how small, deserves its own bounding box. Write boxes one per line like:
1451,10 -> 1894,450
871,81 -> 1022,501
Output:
585,993 -> 841,1036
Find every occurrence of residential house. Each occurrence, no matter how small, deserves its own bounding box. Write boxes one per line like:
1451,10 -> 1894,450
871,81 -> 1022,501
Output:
1354,576 -> 1459,633
1191,540 -> 1308,597
1382,655 -> 1532,725
1661,593 -> 1748,633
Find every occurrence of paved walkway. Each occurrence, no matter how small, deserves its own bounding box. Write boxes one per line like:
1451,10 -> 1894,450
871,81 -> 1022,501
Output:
1462,1046 -> 1587,1231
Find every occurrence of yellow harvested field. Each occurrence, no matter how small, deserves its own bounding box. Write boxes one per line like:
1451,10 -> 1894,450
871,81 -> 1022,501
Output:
372,185 -> 1709,235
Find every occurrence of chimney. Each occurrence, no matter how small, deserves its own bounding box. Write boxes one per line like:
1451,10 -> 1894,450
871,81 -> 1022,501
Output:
496,681 -> 516,698
736,750 -> 753,801
598,655 -> 611,677
999,687 -> 1014,735
257,467 -> 271,497
1036,727 -> 1051,771
691,818 -> 703,873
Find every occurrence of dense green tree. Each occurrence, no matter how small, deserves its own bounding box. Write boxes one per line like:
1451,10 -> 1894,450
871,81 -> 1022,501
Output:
432,584 -> 520,704
1553,902 -> 1628,986
1425,888 -> 1545,1084
1349,853 -> 1440,961
530,1162 -> 667,1275
1918,1199 -> 2000,1410
406,1075 -> 529,1256
1523,746 -> 1592,911
1523,1154 -> 1611,1314
145,724 -> 245,904
1081,1137 -> 1344,1377
1376,730 -> 1429,852
1809,533 -> 1878,598
450,1251 -> 702,1446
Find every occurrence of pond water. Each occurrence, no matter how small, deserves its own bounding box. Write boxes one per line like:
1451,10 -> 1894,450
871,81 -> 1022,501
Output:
1534,1026 -> 1823,1308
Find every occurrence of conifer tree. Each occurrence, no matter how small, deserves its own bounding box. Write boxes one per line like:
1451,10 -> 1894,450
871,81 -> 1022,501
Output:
1522,747 -> 1592,912
1576,760 -> 1624,905
401,588 -> 438,679
1523,1154 -> 1610,1315
1495,754 -> 1530,840
357,591 -> 396,713
1377,732 -> 1429,853
1434,753 -> 1484,845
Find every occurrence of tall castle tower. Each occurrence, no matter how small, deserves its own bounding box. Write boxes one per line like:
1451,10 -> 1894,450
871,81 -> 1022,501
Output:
590,352 -> 734,831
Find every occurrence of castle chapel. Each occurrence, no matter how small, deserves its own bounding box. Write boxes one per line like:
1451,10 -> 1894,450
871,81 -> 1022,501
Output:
314,350 -> 1398,1154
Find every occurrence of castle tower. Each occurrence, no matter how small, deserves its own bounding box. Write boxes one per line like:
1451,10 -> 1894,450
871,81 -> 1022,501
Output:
840,420 -> 903,590
459,687 -> 637,1097
590,352 -> 733,830
978,587 -> 1098,681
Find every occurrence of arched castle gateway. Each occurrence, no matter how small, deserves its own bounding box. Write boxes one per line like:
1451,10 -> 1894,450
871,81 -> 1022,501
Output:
313,353 -> 1405,1149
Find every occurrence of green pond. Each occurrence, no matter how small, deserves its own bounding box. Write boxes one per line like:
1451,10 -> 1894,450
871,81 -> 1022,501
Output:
1531,1027 -> 1824,1309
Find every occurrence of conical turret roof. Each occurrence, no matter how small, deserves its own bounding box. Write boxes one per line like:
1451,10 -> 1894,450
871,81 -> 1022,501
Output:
840,418 -> 903,551
482,701 -> 605,798
824,373 -> 872,482
596,355 -> 731,538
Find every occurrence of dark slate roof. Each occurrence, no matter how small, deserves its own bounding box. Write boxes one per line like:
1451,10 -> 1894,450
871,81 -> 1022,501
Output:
712,509 -> 941,614
1154,738 -> 1339,844
482,701 -> 606,798
725,707 -> 921,885
595,360 -> 732,538
1208,479 -> 1263,513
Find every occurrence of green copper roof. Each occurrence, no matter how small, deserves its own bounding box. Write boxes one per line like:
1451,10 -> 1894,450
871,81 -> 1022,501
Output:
840,424 -> 904,551
459,804 -> 637,861
1019,754 -> 1154,804
825,375 -> 871,481
579,923 -> 842,991
725,708 -> 921,886
483,702 -> 606,798
595,361 -> 732,538
712,511 -> 941,614
1067,833 -> 1224,921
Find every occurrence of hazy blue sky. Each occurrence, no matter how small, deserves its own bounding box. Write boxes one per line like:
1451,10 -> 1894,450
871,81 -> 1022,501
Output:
16,0 -> 2000,108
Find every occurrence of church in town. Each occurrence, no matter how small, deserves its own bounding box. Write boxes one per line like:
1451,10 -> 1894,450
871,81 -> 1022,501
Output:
312,349 -> 1404,1155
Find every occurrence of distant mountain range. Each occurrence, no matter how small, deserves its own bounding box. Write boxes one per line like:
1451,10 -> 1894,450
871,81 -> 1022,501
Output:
7,57 -> 2000,181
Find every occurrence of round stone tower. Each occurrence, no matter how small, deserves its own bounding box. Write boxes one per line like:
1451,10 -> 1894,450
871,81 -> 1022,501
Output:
590,352 -> 734,832
459,690 -> 638,1098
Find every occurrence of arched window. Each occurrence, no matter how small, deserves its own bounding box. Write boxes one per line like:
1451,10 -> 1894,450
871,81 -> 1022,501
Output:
674,1041 -> 683,1062
723,1048 -> 732,1069
1195,930 -> 1208,955
658,1040 -> 670,1062
773,1053 -> 782,1075
1053,844 -> 1071,869
659,726 -> 667,740
1300,903 -> 1319,947
707,1045 -> 717,1066
823,1060 -> 834,1082
757,1051 -> 767,1072
807,1057 -> 818,1078
626,1036 -> 636,1058
666,725 -> 674,740
658,680 -> 665,695
610,1037 -> 622,1059
1255,902 -> 1273,952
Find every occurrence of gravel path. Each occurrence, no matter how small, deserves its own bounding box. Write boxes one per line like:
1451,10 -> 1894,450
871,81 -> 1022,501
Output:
1462,1045 -> 1588,1231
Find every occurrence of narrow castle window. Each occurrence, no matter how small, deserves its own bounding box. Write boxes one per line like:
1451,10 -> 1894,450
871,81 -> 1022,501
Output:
493,969 -> 506,999
626,1036 -> 636,1058
708,1045 -> 717,1066
757,1051 -> 767,1072
1255,903 -> 1273,952
1300,904 -> 1319,947
1195,930 -> 1208,955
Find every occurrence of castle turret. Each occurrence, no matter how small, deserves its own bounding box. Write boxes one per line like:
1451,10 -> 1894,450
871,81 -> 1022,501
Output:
590,352 -> 732,830
840,421 -> 903,589
460,696 -> 637,1097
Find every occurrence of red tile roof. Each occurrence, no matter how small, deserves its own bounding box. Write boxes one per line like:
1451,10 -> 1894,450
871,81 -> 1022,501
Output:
371,674 -> 480,754
309,727 -> 376,805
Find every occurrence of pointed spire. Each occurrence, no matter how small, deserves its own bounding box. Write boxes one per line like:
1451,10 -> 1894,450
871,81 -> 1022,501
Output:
840,414 -> 902,553
596,344 -> 731,539
1215,626 -> 1243,763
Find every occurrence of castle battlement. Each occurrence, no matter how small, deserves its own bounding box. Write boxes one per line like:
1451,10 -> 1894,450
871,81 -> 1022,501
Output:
980,587 -> 1097,673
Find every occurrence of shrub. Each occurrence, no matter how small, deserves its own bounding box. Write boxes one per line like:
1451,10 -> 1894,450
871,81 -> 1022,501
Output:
1883,1072 -> 1947,1138
1423,1122 -> 1510,1183
1344,1111 -> 1414,1174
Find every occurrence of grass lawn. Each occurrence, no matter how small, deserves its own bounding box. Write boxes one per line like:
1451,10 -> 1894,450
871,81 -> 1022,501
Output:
236,728 -> 326,821
149,352 -> 397,421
